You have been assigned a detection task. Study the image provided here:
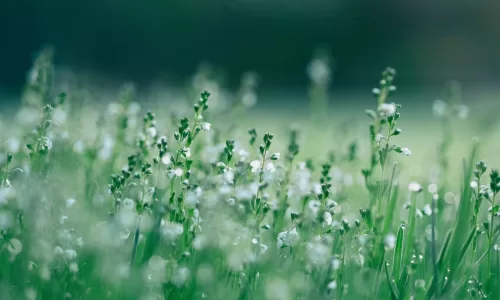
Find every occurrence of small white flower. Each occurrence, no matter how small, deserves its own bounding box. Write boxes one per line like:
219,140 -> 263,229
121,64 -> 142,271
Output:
75,237 -> 84,247
422,204 -> 432,216
433,99 -> 447,117
470,180 -> 478,189
322,212 -> 333,226
242,92 -> 257,108
494,244 -> 500,251
378,103 -> 396,117
264,162 -> 276,173
6,137 -> 20,153
184,148 -> 191,158
173,168 -> 184,177
385,234 -> 396,250
66,198 -> 76,208
375,134 -> 384,143
250,160 -> 261,173
327,280 -> 337,290
41,137 -> 52,150
332,258 -> 341,270
223,170 -> 234,184
238,149 -> 249,161
408,181 -> 422,193
277,227 -> 299,248
401,147 -> 412,156
161,153 -> 172,165
54,246 -> 64,255
146,127 -> 157,138
69,262 -> 79,273
73,140 -> 85,154
59,215 -> 68,224
200,122 -> 211,131
64,249 -> 77,260
457,105 -> 469,119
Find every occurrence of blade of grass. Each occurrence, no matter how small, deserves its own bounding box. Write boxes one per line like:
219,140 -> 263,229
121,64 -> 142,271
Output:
392,224 -> 404,278
385,262 -> 400,300
382,163 -> 399,235
439,141 -> 479,295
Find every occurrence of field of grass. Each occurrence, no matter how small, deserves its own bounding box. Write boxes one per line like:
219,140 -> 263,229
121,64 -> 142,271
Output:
1,50 -> 500,300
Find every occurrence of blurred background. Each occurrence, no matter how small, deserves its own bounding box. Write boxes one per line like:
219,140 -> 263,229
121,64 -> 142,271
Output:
1,0 -> 500,97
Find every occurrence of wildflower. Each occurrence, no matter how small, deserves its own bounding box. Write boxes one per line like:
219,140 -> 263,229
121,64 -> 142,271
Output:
470,180 -> 478,189
322,211 -> 333,226
250,160 -> 261,173
64,249 -> 77,260
41,137 -> 52,150
408,181 -> 422,193
200,122 -> 211,131
54,246 -> 64,256
422,204 -> 432,216
433,99 -> 447,117
458,105 -> 469,119
327,281 -> 338,290
385,234 -> 396,250
270,153 -> 280,160
171,168 -> 183,178
277,227 -> 299,248
66,198 -> 76,208
401,147 -> 412,156
238,149 -> 249,161
242,92 -> 257,108
161,222 -> 184,241
222,170 -> 234,184
183,147 -> 191,158
146,127 -> 157,138
378,103 -> 396,117
264,162 -> 276,173
161,153 -> 172,165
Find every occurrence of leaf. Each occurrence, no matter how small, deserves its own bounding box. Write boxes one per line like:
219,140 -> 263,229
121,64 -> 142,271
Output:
392,224 -> 405,279
385,262 -> 400,300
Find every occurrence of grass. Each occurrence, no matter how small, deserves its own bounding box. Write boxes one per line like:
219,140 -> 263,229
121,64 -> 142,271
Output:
0,48 -> 500,300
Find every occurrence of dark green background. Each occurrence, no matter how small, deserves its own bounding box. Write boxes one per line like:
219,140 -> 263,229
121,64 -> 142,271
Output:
1,0 -> 499,94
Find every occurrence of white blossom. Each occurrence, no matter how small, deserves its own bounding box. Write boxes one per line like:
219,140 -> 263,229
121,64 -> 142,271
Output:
378,103 -> 396,117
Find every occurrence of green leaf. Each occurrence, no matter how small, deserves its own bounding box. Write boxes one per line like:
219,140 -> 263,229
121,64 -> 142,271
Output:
392,224 -> 405,279
385,262 -> 400,300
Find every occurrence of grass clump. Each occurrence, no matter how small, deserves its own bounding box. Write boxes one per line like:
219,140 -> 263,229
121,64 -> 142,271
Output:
0,48 -> 499,300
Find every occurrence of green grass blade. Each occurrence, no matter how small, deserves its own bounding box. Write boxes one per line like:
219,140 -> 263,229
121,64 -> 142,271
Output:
385,262 -> 400,300
392,224 -> 405,278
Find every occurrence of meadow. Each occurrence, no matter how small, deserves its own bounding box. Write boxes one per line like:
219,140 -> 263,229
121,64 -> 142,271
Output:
0,48 -> 499,300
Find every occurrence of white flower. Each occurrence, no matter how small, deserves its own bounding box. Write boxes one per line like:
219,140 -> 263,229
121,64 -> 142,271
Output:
264,162 -> 276,173
307,58 -> 330,86
238,149 -> 250,161
75,237 -> 84,247
470,180 -> 478,189
277,227 -> 299,248
422,204 -> 432,216
378,103 -> 396,117
161,222 -> 184,241
66,198 -> 76,208
59,215 -> 68,224
223,170 -> 234,184
375,134 -> 384,143
173,168 -> 184,177
146,127 -> 157,138
385,234 -> 396,250
161,153 -> 172,165
242,92 -> 257,108
250,160 -> 261,173
41,137 -> 52,150
184,148 -> 191,158
200,122 -> 211,131
458,105 -> 469,119
6,138 -> 20,153
408,181 -> 422,193
64,249 -> 77,260
433,99 -> 447,117
54,246 -> 64,255
73,140 -> 85,154
401,147 -> 412,156
322,212 -> 333,226
327,280 -> 337,290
